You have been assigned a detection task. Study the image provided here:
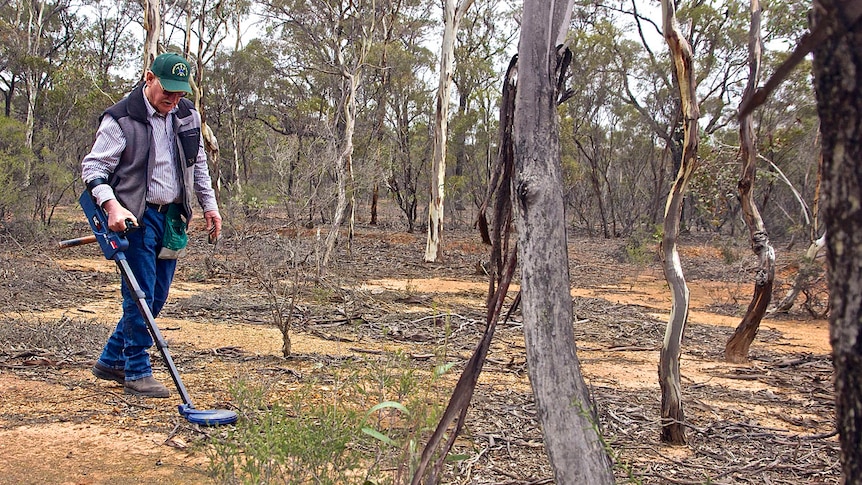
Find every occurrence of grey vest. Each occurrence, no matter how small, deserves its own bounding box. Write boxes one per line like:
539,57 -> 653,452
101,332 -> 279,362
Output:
102,81 -> 202,220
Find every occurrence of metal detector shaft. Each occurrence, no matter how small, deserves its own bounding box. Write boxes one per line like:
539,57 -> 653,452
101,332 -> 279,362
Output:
113,254 -> 194,407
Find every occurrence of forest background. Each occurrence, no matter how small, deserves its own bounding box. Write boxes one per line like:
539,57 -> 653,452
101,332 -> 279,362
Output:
0,0 -> 818,246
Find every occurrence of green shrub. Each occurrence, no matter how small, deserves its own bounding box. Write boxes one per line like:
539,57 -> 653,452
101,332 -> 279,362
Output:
207,352 -> 454,485
208,380 -> 367,485
0,117 -> 33,221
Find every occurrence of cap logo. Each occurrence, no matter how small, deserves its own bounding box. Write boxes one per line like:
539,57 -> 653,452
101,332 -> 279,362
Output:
171,62 -> 188,78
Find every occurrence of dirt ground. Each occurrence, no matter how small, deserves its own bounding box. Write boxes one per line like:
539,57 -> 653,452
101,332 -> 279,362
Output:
0,210 -> 839,484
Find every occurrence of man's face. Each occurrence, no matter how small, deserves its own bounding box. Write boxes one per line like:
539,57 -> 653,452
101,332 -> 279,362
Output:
144,71 -> 186,115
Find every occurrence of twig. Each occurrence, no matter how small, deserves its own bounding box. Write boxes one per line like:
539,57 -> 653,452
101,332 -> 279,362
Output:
348,347 -> 383,355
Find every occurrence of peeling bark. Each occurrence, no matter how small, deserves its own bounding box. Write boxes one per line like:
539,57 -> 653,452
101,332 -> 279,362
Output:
412,55 -> 518,485
726,0 -> 775,364
424,0 -> 474,262
142,0 -> 160,73
659,0 -> 700,445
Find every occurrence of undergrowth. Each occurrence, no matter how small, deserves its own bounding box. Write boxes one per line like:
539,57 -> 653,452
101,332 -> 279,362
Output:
206,351 -> 455,484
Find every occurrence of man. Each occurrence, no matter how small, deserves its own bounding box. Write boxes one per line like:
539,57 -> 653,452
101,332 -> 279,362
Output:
81,52 -> 222,398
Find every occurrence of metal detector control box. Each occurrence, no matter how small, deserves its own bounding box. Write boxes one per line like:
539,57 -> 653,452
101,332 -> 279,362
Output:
79,191 -> 129,260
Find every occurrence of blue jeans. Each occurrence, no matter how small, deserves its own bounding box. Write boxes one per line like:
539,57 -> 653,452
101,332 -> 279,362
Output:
97,207 -> 177,381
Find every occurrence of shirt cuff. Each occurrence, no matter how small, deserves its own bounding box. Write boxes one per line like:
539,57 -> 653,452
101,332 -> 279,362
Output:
90,185 -> 116,207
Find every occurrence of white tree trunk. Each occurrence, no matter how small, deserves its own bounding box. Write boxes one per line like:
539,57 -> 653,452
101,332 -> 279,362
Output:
323,70 -> 358,269
142,0 -> 160,73
659,0 -> 700,445
23,0 -> 47,185
424,0 -> 473,262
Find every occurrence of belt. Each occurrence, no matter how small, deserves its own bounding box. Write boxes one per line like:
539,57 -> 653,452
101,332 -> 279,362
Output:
146,202 -> 174,214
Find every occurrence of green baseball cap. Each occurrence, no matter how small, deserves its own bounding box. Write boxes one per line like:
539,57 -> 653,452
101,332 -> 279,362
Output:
150,52 -> 192,94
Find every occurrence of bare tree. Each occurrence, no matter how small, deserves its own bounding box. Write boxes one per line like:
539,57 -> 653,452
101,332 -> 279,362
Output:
658,0 -> 700,445
424,0 -> 474,262
725,0 -> 776,364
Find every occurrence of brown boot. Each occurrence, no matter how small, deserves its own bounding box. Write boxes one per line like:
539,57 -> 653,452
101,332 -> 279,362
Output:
92,362 -> 125,384
124,376 -> 171,398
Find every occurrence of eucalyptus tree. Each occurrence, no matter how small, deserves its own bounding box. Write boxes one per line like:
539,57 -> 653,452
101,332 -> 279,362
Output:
424,0 -> 474,262
142,0 -> 159,70
608,0 -> 749,230
725,0 -> 775,364
263,0 -> 385,269
2,0 -> 75,184
206,41 -> 274,196
242,36 -> 339,226
351,0 -> 435,230
553,12 -> 667,235
657,0 -> 700,445
382,36 -> 436,232
561,19 -> 628,238
449,0 -> 512,221
751,53 -> 820,231
77,0 -> 139,87
509,0 -> 615,478
158,0 -> 252,202
49,16 -> 136,210
756,54 -> 822,314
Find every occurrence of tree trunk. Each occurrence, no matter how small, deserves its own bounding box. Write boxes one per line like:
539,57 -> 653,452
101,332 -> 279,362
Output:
772,234 -> 826,313
23,0 -> 48,185
370,184 -> 378,225
322,70 -> 358,269
659,0 -> 700,445
512,0 -> 614,482
725,0 -> 775,364
142,0 -> 160,73
424,0 -> 473,262
810,2 -> 862,480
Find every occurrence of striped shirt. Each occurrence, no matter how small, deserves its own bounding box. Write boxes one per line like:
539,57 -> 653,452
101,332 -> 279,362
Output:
82,91 -> 218,213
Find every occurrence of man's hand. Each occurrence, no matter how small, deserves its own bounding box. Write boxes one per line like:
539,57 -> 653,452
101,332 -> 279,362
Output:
102,199 -> 137,233
204,210 -> 222,244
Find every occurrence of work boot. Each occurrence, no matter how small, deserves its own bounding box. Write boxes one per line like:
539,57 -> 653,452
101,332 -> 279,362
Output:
92,362 -> 125,384
124,376 -> 171,398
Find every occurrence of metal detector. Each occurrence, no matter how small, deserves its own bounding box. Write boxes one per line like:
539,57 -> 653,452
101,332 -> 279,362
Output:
60,191 -> 237,426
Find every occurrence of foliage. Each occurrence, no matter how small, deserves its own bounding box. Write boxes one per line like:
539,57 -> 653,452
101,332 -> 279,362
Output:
0,116 -> 33,221
207,351 -> 453,485
687,137 -> 740,232
0,0 -> 819,245
621,223 -> 661,265
208,379 -> 368,484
